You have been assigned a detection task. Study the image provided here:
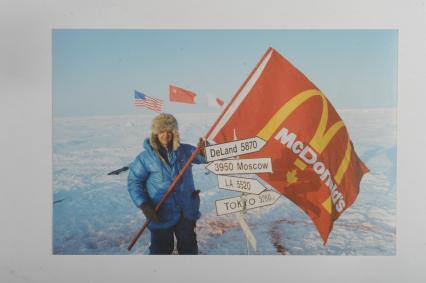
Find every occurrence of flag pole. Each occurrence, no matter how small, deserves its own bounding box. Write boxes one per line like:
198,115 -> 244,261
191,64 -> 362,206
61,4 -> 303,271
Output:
127,47 -> 274,251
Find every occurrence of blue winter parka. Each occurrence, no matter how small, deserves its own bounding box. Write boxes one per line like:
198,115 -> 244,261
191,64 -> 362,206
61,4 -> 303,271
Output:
128,138 -> 206,230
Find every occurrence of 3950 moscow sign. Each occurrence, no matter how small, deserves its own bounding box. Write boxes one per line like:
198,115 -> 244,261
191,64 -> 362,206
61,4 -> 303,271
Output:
206,158 -> 273,175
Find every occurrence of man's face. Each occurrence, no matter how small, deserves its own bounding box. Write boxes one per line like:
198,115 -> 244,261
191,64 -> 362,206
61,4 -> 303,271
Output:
157,130 -> 173,148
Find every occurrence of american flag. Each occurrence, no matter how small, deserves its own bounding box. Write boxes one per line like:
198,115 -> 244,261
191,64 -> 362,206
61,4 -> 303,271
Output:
134,90 -> 164,112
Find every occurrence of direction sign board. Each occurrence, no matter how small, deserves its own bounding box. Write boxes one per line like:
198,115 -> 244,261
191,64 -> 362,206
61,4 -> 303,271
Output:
206,158 -> 273,175
205,137 -> 267,162
235,213 -> 257,252
215,191 -> 281,216
217,175 -> 267,195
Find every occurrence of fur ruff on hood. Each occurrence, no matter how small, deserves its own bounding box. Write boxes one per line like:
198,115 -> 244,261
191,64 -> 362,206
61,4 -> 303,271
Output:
149,113 -> 180,152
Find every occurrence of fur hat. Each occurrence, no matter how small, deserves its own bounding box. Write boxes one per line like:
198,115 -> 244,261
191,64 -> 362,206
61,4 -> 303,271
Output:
150,113 -> 180,151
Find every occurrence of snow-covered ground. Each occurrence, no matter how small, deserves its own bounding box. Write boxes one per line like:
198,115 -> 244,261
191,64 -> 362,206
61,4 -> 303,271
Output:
52,109 -> 396,255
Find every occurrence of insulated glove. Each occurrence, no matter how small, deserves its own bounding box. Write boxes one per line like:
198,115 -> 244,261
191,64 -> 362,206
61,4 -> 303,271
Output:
140,203 -> 160,222
198,137 -> 208,157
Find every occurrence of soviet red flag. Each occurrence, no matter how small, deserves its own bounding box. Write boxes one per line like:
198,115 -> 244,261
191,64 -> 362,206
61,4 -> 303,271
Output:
209,47 -> 369,243
170,84 -> 197,104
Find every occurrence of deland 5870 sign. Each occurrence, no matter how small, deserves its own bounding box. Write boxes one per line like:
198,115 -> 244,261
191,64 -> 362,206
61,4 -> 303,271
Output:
205,137 -> 266,162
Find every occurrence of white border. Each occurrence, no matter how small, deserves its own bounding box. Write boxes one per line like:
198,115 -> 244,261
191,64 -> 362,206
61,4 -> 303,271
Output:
1,0 -> 426,282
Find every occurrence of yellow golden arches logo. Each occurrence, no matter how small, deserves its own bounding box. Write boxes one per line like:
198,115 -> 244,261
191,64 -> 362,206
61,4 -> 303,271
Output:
256,89 -> 353,214
257,89 -> 323,140
257,89 -> 344,157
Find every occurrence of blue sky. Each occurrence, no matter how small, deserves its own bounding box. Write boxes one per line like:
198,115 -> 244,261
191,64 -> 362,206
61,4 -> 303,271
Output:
53,30 -> 397,117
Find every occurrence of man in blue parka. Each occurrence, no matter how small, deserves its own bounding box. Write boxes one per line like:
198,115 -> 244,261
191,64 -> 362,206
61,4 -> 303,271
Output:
128,113 -> 206,254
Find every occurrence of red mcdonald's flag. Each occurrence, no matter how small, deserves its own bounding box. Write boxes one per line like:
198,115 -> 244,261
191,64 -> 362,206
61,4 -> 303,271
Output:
209,48 -> 369,243
170,84 -> 197,104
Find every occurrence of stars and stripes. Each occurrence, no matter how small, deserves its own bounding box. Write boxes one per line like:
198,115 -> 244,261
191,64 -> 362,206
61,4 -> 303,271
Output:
134,90 -> 164,112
